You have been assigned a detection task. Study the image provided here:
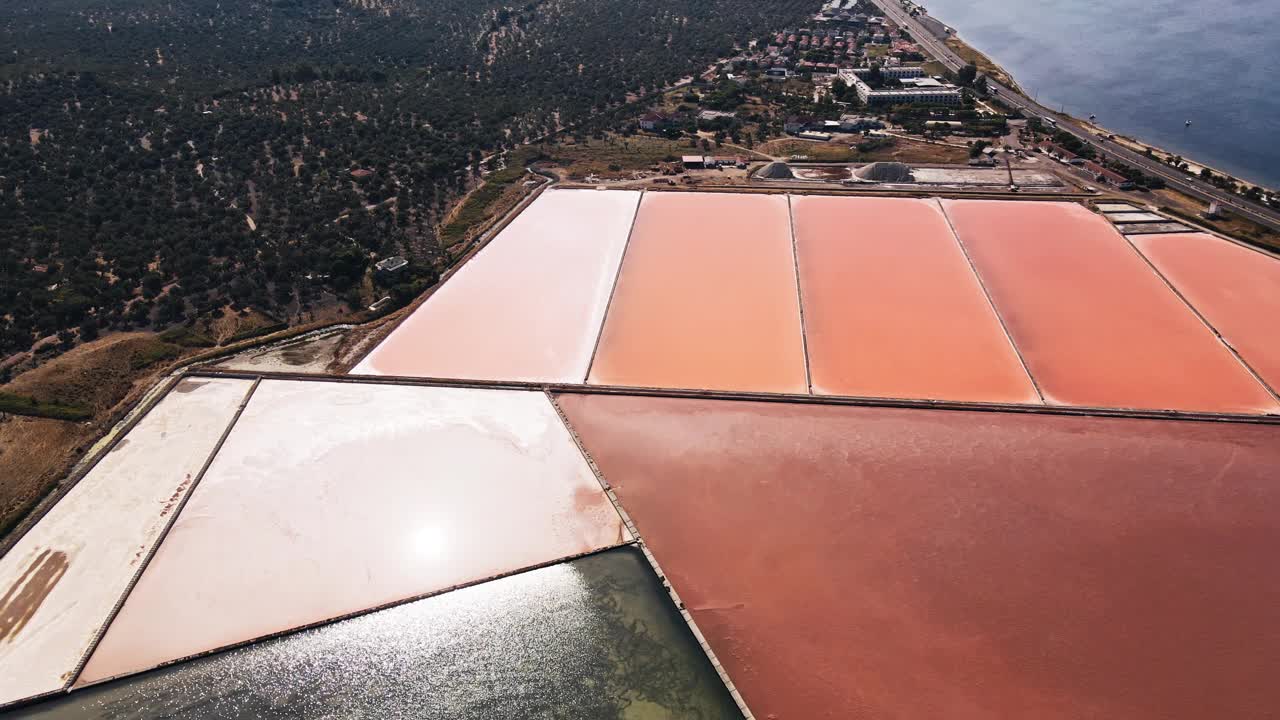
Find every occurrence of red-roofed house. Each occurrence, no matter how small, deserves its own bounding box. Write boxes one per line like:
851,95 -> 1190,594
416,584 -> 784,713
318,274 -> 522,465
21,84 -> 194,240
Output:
1084,161 -> 1135,189
639,113 -> 672,132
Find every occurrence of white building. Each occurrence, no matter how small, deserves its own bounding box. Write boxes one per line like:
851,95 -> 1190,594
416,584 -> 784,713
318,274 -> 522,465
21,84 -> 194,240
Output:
845,73 -> 961,107
840,115 -> 885,132
899,77 -> 946,89
839,66 -> 926,83
797,130 -> 834,142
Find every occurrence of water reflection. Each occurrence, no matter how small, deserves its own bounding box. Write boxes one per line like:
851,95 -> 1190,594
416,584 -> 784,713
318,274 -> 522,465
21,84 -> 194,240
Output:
12,548 -> 740,719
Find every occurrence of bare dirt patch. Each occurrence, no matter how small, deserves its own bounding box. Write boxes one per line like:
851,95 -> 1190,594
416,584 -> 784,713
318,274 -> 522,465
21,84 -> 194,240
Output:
214,331 -> 347,373
1154,189 -> 1280,252
762,139 -> 856,162
0,332 -> 195,536
5,333 -> 180,414
861,138 -> 969,165
202,308 -> 284,345
763,137 -> 968,165
0,417 -> 91,536
540,135 -> 690,180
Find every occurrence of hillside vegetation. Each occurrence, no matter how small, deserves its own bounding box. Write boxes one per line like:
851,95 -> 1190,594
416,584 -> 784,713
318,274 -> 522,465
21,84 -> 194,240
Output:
0,0 -> 815,364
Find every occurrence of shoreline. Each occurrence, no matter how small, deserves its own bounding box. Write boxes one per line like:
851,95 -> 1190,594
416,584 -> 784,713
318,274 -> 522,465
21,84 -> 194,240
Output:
941,35 -> 1024,96
937,26 -> 1276,198
1075,118 -> 1268,194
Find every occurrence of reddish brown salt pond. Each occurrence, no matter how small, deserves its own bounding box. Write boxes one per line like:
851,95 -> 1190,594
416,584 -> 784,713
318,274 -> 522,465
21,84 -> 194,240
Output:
352,189 -> 640,383
556,392 -> 1280,720
942,200 -> 1277,414
1132,232 -> 1280,394
587,192 -> 807,394
792,196 -> 1038,403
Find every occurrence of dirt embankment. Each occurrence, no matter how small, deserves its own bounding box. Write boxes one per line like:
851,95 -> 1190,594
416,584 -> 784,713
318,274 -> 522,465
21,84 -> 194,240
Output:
5,334 -> 178,413
945,36 -> 1023,93
0,417 -> 89,535
1154,189 -> 1280,252
763,137 -> 968,165
0,333 -> 192,535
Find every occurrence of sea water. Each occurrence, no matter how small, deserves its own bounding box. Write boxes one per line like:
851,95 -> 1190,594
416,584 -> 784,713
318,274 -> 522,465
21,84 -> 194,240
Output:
918,0 -> 1280,188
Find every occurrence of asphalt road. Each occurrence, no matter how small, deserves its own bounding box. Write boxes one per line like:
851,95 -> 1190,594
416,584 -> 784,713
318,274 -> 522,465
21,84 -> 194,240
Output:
870,0 -> 1280,232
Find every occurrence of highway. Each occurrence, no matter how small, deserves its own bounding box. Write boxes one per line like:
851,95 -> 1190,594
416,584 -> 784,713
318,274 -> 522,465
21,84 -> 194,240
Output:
869,0 -> 1280,232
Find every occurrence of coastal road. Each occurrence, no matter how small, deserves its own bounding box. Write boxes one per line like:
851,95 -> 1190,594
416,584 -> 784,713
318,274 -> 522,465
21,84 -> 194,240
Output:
870,0 -> 1280,232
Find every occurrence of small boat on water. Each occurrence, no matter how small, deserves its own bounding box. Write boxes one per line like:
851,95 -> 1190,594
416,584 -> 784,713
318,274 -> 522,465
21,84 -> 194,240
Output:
1185,120 -> 1193,127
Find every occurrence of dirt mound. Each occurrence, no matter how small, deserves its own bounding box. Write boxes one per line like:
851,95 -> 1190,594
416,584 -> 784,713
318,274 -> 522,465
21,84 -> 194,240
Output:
757,162 -> 795,180
854,162 -> 914,183
0,331 -> 195,538
0,416 -> 91,535
5,333 -> 178,414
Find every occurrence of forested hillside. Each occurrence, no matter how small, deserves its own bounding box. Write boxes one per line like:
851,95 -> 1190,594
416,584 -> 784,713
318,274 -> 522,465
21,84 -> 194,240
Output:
0,0 -> 815,362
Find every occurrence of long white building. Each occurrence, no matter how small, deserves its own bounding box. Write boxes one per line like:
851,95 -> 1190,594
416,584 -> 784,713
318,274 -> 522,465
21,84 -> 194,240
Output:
840,66 -> 926,81
840,70 -> 962,107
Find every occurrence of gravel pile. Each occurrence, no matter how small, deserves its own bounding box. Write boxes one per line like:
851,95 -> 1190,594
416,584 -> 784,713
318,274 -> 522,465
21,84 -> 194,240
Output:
757,162 -> 795,180
854,162 -> 914,183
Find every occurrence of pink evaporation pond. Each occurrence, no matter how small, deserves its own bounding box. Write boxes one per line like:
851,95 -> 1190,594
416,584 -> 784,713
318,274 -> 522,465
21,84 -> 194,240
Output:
588,192 -> 807,394
78,380 -> 629,685
943,200 -> 1277,414
352,189 -> 640,383
1132,233 -> 1280,394
557,392 -> 1280,720
792,195 -> 1039,403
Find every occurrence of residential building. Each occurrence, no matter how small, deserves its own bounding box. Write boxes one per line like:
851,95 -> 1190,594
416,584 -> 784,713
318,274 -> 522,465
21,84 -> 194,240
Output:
785,116 -> 817,134
839,115 -> 885,132
1084,161 -> 1136,189
1037,141 -> 1080,164
639,112 -> 671,131
374,256 -> 408,277
797,130 -> 834,142
797,61 -> 839,76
